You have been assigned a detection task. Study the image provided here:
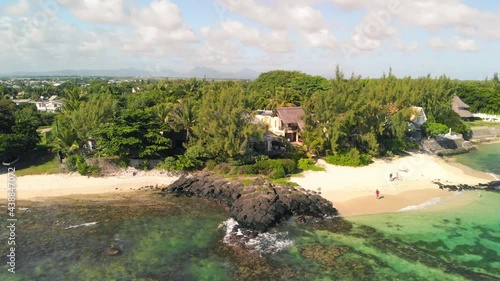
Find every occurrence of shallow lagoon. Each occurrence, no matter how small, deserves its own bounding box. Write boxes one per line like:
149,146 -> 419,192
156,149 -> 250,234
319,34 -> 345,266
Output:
1,190 -> 499,281
453,142 -> 500,176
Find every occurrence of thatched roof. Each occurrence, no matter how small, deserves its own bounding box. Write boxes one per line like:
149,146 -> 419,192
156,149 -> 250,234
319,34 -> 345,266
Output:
276,107 -> 305,129
452,95 -> 473,118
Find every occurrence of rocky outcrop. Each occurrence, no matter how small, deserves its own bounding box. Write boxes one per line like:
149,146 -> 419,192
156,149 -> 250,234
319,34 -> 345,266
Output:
422,137 -> 475,156
434,180 -> 500,192
162,173 -> 338,231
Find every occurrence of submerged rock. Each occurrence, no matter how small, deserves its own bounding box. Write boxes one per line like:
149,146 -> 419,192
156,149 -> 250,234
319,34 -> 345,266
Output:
106,247 -> 122,256
162,173 -> 338,231
298,244 -> 351,266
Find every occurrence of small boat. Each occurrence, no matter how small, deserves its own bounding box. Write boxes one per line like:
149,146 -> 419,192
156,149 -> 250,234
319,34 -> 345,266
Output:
2,157 -> 20,166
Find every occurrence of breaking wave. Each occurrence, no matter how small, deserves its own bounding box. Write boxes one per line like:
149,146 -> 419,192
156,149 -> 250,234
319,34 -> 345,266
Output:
64,222 -> 99,229
398,197 -> 443,212
221,218 -> 293,255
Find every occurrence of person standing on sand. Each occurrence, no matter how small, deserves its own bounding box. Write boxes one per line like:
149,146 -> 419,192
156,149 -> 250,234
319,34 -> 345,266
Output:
376,189 -> 380,199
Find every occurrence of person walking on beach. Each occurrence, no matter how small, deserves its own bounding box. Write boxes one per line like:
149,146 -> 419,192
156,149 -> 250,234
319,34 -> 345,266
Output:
376,189 -> 380,199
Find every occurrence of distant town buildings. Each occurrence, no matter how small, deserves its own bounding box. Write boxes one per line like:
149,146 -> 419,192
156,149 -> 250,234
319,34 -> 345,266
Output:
12,95 -> 63,113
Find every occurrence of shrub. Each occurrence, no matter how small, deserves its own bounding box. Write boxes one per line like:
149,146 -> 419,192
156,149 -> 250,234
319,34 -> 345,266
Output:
87,164 -> 101,177
157,157 -> 177,171
139,159 -> 150,171
76,160 -> 89,175
65,155 -> 81,172
325,148 -> 372,167
269,166 -> 286,179
424,122 -> 449,136
297,158 -> 325,171
157,155 -> 201,171
68,155 -> 100,176
238,165 -> 258,175
254,159 -> 297,175
254,155 -> 270,163
205,160 -> 217,170
218,165 -> 231,175
175,155 -> 200,170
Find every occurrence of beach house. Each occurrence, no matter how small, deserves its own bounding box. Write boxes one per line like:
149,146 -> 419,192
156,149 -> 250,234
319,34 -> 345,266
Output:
408,106 -> 428,140
451,95 -> 473,120
255,107 -> 305,143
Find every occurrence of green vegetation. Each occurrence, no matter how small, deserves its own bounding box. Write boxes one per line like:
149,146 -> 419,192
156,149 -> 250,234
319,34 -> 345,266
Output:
0,100 -> 41,162
2,68 -> 497,173
297,158 -> 325,171
325,149 -> 372,167
156,155 -> 201,171
271,177 -> 300,187
454,74 -> 500,114
468,119 -> 500,128
12,146 -> 61,176
423,122 -> 449,136
210,158 -> 297,179
65,154 -> 100,176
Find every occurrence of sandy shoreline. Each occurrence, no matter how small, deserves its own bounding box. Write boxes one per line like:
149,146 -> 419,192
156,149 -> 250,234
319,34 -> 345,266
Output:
0,170 -> 179,200
290,153 -> 496,217
0,153 -> 495,217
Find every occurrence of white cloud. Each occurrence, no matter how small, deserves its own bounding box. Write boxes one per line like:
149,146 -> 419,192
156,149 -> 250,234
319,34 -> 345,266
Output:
120,0 -> 197,56
428,37 -> 446,50
398,0 -> 479,30
428,37 -> 478,52
201,20 -> 293,53
3,0 -> 31,16
393,39 -> 418,53
452,38 -> 478,52
302,29 -> 336,48
79,39 -> 104,52
216,0 -> 334,49
60,0 -> 127,24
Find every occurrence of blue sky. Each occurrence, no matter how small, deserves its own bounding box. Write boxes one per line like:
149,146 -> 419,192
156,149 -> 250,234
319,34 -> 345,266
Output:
0,0 -> 499,79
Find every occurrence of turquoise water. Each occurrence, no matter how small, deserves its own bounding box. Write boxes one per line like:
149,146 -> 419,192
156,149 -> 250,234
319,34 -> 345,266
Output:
1,192 -> 499,280
454,142 -> 500,175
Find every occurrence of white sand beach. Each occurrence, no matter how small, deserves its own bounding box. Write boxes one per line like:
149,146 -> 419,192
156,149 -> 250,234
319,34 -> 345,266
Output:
0,170 -> 179,200
0,153 -> 494,216
290,153 -> 495,217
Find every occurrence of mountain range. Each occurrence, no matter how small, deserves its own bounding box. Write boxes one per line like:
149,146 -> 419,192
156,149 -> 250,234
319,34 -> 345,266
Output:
1,67 -> 261,80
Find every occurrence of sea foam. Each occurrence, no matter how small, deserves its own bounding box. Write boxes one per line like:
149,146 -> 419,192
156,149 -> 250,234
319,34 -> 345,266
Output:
398,197 -> 442,212
64,222 -> 99,229
221,218 -> 293,255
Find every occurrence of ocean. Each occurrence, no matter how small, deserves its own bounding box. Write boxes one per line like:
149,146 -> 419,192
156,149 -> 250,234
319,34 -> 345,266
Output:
1,143 -> 498,280
453,142 -> 500,177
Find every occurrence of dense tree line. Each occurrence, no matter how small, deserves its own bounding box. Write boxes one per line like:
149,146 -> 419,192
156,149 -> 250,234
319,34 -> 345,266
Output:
1,69 -> 498,168
454,73 -> 500,114
0,101 -> 44,161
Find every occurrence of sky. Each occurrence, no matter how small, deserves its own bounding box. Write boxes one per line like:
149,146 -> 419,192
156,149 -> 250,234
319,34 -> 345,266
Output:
0,0 -> 499,79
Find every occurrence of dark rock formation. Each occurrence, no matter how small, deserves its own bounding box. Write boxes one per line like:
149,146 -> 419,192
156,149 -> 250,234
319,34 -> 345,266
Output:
162,173 -> 338,231
434,180 -> 500,192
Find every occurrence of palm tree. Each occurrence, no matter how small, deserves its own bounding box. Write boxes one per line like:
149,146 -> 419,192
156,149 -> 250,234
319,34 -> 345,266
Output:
166,99 -> 197,142
52,119 -> 79,157
62,87 -> 86,113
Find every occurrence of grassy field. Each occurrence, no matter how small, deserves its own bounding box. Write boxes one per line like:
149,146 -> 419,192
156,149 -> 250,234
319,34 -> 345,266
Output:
8,146 -> 62,176
468,120 -> 500,128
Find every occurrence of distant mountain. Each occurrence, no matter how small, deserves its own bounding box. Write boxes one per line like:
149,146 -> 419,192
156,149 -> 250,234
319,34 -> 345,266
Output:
5,68 -> 152,77
2,67 -> 260,79
185,67 -> 259,79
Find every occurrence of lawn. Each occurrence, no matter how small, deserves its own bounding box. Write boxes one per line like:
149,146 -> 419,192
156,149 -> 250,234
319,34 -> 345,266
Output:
468,120 -> 500,128
7,146 -> 62,176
